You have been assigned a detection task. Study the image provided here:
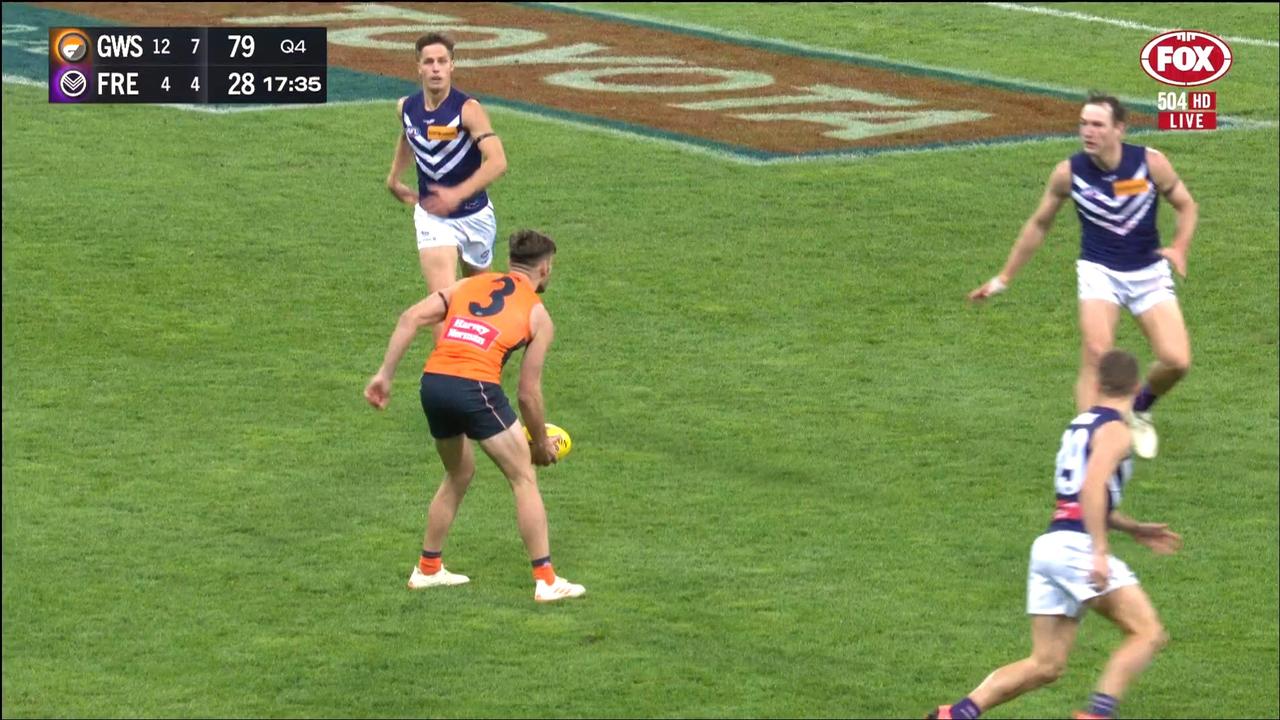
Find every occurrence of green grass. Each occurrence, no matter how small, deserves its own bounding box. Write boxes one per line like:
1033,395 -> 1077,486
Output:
575,2 -> 1280,119
4,3 -> 1278,718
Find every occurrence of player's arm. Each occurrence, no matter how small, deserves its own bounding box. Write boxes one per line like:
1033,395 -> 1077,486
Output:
1107,511 -> 1139,534
1081,421 -> 1131,589
450,99 -> 508,199
969,160 -> 1071,301
386,97 -> 419,205
364,282 -> 461,409
518,305 -> 556,464
1109,511 -> 1183,555
1147,148 -> 1197,277
420,99 -> 508,216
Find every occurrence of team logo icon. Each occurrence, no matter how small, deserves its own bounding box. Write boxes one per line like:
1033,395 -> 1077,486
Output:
58,69 -> 88,98
57,31 -> 89,63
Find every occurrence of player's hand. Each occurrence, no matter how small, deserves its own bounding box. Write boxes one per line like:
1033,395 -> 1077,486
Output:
1089,552 -> 1110,592
364,374 -> 392,410
1158,247 -> 1187,278
530,437 -> 558,467
386,179 -> 419,206
967,275 -> 1008,303
1132,523 -> 1182,555
420,185 -> 463,216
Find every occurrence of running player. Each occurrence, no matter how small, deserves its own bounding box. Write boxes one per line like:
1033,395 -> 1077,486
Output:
386,32 -> 508,340
969,94 -> 1198,459
364,229 -> 584,603
927,350 -> 1182,720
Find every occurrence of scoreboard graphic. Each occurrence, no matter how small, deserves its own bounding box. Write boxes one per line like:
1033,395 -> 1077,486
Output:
50,27 -> 327,104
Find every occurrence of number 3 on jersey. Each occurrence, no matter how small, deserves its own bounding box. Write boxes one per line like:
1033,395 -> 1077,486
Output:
1054,428 -> 1089,495
469,277 -> 516,317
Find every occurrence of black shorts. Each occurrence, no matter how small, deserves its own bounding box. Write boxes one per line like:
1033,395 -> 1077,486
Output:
419,372 -> 518,441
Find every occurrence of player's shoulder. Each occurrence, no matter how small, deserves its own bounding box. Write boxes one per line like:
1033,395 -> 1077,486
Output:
1047,158 -> 1073,191
397,95 -> 409,113
529,301 -> 553,333
1143,145 -> 1172,166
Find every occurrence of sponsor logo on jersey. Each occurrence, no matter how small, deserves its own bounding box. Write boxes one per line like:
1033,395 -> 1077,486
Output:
444,317 -> 498,350
428,125 -> 459,141
1111,179 -> 1149,197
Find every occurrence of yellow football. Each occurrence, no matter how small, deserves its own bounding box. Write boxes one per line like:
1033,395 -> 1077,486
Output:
526,422 -> 572,460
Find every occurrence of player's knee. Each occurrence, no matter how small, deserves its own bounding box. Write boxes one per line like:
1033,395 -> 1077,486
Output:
447,465 -> 475,488
505,468 -> 537,489
1127,618 -> 1167,652
1147,625 -> 1170,653
1163,354 -> 1191,378
1082,339 -> 1112,364
1032,657 -> 1067,685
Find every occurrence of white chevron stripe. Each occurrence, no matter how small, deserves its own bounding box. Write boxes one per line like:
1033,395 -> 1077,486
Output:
1075,192 -> 1155,236
433,138 -> 475,177
422,115 -> 462,151
407,115 -> 463,152
410,130 -> 468,165
403,114 -> 464,155
410,138 -> 475,180
1071,164 -> 1150,210
1072,188 -> 1152,224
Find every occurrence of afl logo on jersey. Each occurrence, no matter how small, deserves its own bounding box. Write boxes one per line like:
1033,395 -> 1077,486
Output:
1141,31 -> 1233,87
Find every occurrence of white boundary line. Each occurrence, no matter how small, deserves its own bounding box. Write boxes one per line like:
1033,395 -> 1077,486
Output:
983,3 -> 1279,49
540,2 -> 1131,100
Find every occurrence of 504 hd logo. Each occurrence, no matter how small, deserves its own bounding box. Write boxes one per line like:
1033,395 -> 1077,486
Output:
1141,30 -> 1233,131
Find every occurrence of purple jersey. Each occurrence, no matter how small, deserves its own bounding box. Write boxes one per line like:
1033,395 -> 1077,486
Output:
1047,406 -> 1133,534
401,88 -> 489,219
1069,143 -> 1161,271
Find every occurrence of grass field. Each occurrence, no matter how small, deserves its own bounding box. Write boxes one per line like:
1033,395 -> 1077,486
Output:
3,3 -> 1278,718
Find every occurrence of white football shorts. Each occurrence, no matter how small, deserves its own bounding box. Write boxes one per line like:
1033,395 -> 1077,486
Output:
414,202 -> 497,270
1077,258 -> 1177,316
1027,530 -> 1139,618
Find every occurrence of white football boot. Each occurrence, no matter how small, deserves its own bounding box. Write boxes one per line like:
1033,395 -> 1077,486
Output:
534,576 -> 586,603
1129,410 -> 1158,459
407,566 -> 470,590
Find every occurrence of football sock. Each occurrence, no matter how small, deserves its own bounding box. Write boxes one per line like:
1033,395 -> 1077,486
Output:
950,697 -> 981,719
1133,384 -> 1158,412
419,550 -> 442,575
1087,692 -> 1117,718
531,556 -> 556,585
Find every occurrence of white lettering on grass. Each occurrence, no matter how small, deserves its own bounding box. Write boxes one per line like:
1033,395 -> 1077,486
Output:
734,110 -> 991,140
462,42 -> 683,69
546,67 -> 773,94
675,84 -> 921,111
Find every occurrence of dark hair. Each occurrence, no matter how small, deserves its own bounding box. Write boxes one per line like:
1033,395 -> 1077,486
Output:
416,32 -> 455,59
1085,91 -> 1127,125
1098,349 -> 1140,398
509,230 -> 557,267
